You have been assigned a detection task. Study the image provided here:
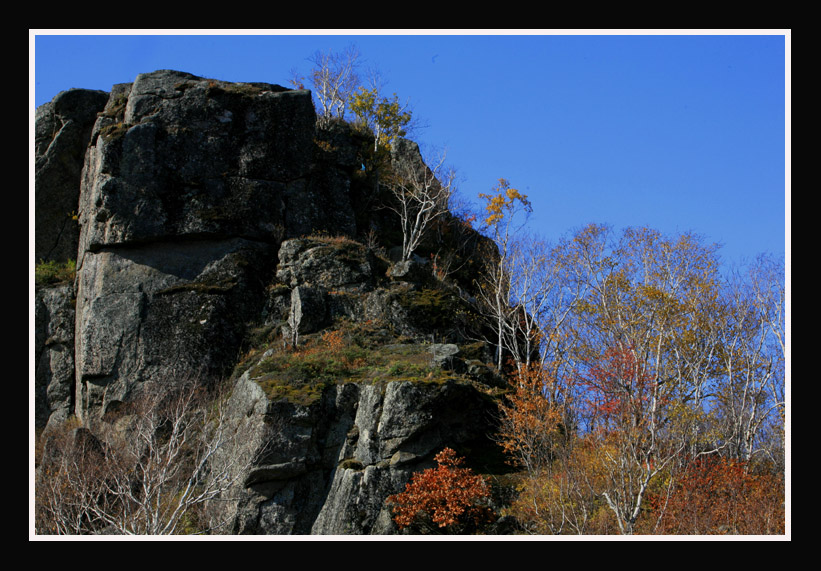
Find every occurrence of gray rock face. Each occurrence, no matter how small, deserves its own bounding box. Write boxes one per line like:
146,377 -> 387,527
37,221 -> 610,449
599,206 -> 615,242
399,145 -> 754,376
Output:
34,69 -> 505,534
77,71 -> 315,252
217,371 -> 499,535
276,237 -> 376,291
74,238 -> 273,417
35,88 -> 109,264
69,71 -> 327,421
35,283 -> 76,430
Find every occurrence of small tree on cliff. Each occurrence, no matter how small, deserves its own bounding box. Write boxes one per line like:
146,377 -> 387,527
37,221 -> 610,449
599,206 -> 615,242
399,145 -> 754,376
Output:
349,85 -> 413,156
474,178 -> 533,372
291,44 -> 361,126
383,145 -> 456,263
387,447 -> 495,534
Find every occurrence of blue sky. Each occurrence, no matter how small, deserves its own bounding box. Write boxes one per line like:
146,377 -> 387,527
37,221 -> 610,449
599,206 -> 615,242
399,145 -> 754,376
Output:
31,31 -> 789,270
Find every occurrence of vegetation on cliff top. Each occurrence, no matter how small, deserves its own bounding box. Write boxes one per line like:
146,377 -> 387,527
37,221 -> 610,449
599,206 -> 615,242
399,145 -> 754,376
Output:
248,319 -> 489,406
35,259 -> 76,288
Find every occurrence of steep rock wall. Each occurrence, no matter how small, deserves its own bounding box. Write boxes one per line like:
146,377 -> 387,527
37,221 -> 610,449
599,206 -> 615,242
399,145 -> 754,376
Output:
71,70 -> 323,421
34,284 -> 76,430
34,70 -> 507,534
218,369 -> 499,534
210,236 -> 503,534
35,88 -> 109,264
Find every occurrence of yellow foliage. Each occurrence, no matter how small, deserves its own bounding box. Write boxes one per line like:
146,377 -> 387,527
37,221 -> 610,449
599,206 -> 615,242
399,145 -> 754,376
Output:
349,87 -> 411,152
478,178 -> 532,228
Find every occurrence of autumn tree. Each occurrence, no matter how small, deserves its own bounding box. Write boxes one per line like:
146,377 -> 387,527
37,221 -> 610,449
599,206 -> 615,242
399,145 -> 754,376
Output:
387,448 -> 495,534
506,434 -> 624,535
498,365 -> 568,475
495,223 -> 785,534
474,178 -> 533,372
576,346 -> 685,534
349,85 -> 412,155
555,227 -> 729,533
648,456 -> 785,534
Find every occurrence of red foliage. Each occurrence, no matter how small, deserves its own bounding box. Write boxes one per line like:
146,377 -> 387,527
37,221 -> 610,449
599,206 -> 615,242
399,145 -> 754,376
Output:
648,456 -> 785,534
579,347 -> 654,431
387,448 -> 495,532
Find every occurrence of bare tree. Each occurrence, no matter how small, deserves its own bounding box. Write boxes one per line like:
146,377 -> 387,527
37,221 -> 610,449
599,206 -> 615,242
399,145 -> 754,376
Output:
714,262 -> 785,464
384,144 -> 455,264
34,379 -> 258,535
748,253 -> 787,423
293,44 -> 361,126
35,424 -> 108,534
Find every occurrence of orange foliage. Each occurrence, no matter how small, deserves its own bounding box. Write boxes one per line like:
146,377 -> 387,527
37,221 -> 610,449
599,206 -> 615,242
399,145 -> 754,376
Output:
648,457 -> 785,535
387,448 -> 495,533
460,212 -> 477,229
321,329 -> 345,354
498,365 -> 566,470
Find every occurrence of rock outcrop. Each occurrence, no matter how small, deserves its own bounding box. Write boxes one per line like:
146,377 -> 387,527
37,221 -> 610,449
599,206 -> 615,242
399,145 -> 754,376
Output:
71,70 -> 320,421
219,367 -> 500,534
34,284 -> 76,430
34,70 -> 508,535
36,88 -> 109,264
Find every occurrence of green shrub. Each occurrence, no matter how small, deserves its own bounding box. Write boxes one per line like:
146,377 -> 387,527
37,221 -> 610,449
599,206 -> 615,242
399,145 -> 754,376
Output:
35,259 -> 76,288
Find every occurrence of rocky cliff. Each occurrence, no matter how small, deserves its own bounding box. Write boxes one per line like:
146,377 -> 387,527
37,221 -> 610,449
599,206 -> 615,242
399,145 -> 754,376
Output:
34,70 -> 510,534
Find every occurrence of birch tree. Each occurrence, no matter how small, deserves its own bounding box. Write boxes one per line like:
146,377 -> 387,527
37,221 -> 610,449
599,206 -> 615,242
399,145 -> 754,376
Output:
497,224 -> 785,534
349,86 -> 412,154
292,44 -> 361,126
714,260 -> 786,464
384,144 -> 455,263
474,179 -> 532,372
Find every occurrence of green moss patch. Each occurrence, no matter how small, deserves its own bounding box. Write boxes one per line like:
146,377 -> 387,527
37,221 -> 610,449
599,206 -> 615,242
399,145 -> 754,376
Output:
99,121 -> 129,142
35,259 -> 76,288
246,319 -> 472,404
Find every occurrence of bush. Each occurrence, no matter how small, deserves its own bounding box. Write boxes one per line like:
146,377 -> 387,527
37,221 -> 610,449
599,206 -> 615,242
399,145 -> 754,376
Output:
35,259 -> 76,288
34,380 -> 258,535
647,457 -> 785,535
387,447 -> 496,534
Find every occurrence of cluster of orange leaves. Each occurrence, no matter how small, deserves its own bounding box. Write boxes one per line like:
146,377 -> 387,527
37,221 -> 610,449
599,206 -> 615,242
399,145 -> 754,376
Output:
292,328 -> 371,373
321,329 -> 345,354
498,365 -> 565,466
459,212 -> 477,229
387,448 -> 495,531
429,253 -> 450,282
478,178 -> 531,227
